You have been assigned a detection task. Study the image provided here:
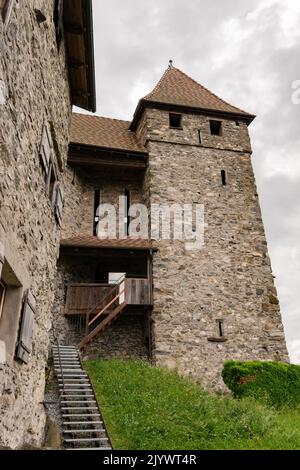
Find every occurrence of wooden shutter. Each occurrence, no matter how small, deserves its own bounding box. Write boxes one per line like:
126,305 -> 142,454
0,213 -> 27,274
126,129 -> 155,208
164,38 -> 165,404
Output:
16,290 -> 36,364
55,0 -> 64,44
1,0 -> 14,27
54,181 -> 64,226
39,123 -> 53,177
0,241 -> 4,278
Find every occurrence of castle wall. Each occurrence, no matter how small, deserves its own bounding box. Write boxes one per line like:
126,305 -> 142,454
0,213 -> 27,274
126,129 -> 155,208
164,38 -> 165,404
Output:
139,108 -> 289,390
61,167 -> 144,238
0,1 -> 71,448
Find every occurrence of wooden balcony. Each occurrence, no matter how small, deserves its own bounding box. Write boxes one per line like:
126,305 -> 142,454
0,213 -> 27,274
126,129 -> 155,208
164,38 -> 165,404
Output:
64,278 -> 152,316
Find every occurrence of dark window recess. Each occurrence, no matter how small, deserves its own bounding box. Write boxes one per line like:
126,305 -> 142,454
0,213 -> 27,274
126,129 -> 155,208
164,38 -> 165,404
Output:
221,170 -> 227,186
210,120 -> 222,136
54,0 -> 64,47
0,0 -> 14,26
16,290 -> 36,364
93,189 -> 101,236
124,189 -> 130,236
53,182 -> 64,226
218,320 -> 224,337
95,266 -> 108,283
169,113 -> 182,129
198,129 -> 202,145
235,121 -> 240,126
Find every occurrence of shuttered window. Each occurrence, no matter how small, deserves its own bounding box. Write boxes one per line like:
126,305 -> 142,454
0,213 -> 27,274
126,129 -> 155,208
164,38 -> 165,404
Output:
0,0 -> 14,27
0,280 -> 6,321
0,241 -> 4,277
54,181 -> 64,226
54,0 -> 64,47
16,290 -> 36,364
39,123 -> 53,178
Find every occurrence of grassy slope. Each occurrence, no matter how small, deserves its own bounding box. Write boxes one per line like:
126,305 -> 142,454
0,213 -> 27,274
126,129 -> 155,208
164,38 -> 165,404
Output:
84,359 -> 300,450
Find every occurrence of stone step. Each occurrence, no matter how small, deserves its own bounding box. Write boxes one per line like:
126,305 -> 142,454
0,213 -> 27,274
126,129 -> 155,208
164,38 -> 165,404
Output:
63,421 -> 103,425
67,447 -> 112,451
61,395 -> 94,398
61,406 -> 98,411
63,429 -> 105,434
62,414 -> 100,418
60,389 -> 93,393
59,385 -> 92,389
64,437 -> 109,443
58,377 -> 89,385
61,401 -> 96,404
57,375 -> 88,379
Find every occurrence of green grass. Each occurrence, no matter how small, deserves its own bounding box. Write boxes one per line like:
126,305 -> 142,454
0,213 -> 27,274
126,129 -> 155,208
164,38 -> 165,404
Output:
84,359 -> 300,450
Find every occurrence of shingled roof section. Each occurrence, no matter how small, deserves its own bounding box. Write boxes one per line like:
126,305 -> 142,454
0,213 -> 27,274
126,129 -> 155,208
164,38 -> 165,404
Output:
60,235 -> 153,251
70,114 -> 147,153
130,66 -> 255,129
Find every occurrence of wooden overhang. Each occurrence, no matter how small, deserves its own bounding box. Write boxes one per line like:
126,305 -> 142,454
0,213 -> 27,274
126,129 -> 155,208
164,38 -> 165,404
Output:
68,143 -> 148,175
64,0 -> 96,112
60,236 -> 157,258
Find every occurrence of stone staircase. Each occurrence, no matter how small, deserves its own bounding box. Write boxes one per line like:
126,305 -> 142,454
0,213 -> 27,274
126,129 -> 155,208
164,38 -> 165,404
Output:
53,345 -> 112,450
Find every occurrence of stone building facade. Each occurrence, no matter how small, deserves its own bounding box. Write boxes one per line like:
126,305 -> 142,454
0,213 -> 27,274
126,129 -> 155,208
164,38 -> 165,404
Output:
55,65 -> 288,392
0,0 -> 96,448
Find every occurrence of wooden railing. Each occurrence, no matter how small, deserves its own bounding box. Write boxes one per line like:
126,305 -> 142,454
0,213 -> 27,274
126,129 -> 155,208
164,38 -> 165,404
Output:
64,278 -> 152,316
64,283 -> 114,315
125,278 -> 151,305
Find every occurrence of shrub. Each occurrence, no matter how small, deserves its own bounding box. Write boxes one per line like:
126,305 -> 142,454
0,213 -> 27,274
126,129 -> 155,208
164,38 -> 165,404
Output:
222,361 -> 300,407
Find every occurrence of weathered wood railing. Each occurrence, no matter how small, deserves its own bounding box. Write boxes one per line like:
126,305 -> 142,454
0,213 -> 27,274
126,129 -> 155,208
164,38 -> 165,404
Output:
64,278 -> 152,316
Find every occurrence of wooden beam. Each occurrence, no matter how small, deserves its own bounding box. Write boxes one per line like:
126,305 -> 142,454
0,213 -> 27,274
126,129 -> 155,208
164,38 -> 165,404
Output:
64,23 -> 86,34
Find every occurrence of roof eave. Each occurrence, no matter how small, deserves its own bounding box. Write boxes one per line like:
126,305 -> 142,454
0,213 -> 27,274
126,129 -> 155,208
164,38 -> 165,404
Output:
129,99 -> 256,130
64,0 -> 96,113
69,141 -> 148,156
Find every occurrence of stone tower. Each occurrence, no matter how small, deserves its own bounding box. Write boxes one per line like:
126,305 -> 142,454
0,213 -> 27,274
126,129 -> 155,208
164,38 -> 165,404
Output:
130,65 -> 289,389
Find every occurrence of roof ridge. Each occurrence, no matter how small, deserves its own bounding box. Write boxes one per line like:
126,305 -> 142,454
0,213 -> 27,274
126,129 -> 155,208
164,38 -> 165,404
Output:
143,67 -> 170,100
173,67 -> 248,115
142,66 -> 251,117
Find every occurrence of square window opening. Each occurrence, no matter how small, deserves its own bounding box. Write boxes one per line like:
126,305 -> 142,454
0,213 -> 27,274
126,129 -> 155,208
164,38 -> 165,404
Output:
169,113 -> 182,129
210,120 -> 222,136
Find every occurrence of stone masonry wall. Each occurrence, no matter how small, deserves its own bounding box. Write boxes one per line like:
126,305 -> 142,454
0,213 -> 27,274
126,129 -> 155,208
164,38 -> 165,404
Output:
61,167 -> 144,238
0,1 -> 71,448
137,108 -> 289,390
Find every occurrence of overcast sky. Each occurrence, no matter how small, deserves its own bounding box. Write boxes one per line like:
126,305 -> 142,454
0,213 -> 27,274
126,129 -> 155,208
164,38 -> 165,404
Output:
84,0 -> 300,362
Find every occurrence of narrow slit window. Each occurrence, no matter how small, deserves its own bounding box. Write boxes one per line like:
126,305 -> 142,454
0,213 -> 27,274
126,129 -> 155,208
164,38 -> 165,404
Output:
221,170 -> 226,186
218,320 -> 224,337
93,189 -> 101,236
169,113 -> 182,129
210,120 -> 222,136
124,189 -> 130,236
198,129 -> 202,145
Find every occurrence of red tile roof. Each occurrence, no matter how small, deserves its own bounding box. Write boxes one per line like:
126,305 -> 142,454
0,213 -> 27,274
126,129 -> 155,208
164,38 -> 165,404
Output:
60,235 -> 153,250
70,114 -> 147,153
143,66 -> 253,116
